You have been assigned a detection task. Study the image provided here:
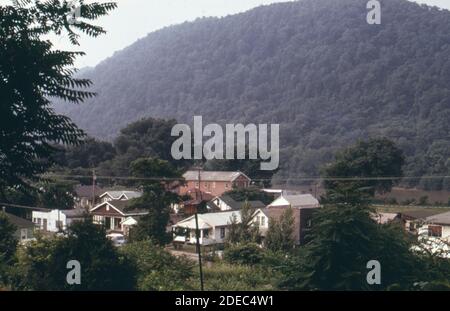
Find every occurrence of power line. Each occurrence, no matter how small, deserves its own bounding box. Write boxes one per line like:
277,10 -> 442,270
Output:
41,173 -> 450,182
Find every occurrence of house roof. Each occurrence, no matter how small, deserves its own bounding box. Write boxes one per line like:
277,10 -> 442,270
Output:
268,194 -> 319,209
2,212 -> 35,229
208,195 -> 266,211
426,211 -> 450,225
372,212 -> 400,224
183,170 -> 250,182
400,210 -> 444,220
174,211 -> 241,229
75,185 -> 104,198
99,190 -> 142,200
90,200 -> 148,216
61,208 -> 87,219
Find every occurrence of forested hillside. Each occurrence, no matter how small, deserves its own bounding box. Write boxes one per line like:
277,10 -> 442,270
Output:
55,0 -> 450,189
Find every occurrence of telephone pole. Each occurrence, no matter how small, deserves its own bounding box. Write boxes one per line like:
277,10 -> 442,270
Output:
195,166 -> 204,291
91,168 -> 97,210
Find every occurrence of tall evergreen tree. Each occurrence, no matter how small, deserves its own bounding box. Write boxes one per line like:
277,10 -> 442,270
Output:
266,207 -> 295,253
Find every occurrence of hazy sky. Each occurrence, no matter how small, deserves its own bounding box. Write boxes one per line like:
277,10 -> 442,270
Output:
3,0 -> 449,67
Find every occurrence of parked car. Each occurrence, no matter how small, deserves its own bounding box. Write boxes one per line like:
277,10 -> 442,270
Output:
106,233 -> 127,247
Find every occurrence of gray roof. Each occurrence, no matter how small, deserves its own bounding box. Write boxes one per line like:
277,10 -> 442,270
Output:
91,200 -> 148,216
426,211 -> 450,225
62,208 -> 87,218
174,210 -> 242,229
100,191 -> 142,200
75,185 -> 104,198
401,210 -> 444,220
208,195 -> 266,211
3,212 -> 35,228
183,171 -> 250,182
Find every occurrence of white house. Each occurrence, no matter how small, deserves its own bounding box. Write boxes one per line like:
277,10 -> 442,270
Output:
172,211 -> 241,245
32,209 -> 86,232
250,193 -> 320,245
99,190 -> 142,203
414,211 -> 450,258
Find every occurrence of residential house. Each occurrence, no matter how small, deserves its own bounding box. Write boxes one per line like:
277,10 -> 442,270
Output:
175,188 -> 214,215
90,200 -> 148,234
179,171 -> 251,197
173,210 -> 241,245
267,193 -> 320,209
399,210 -> 444,233
33,208 -> 86,232
420,211 -> 450,239
251,193 -> 320,246
74,185 -> 104,209
207,194 -> 265,212
3,211 -> 35,243
99,190 -> 143,203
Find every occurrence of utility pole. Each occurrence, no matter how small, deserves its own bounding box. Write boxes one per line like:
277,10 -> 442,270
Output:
91,168 -> 97,210
195,166 -> 204,291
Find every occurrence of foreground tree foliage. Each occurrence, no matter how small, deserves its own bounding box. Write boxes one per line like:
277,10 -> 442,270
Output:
127,158 -> 182,245
279,140 -> 450,290
36,180 -> 76,210
12,219 -> 135,291
265,207 -> 295,253
121,240 -> 194,291
0,0 -> 116,191
0,213 -> 17,286
226,201 -> 260,245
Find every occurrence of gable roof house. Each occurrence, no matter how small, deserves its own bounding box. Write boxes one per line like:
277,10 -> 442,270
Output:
90,200 -> 148,234
2,211 -> 35,243
399,210 -> 444,233
173,210 -> 241,245
74,185 -> 104,209
99,190 -> 143,203
251,193 -> 320,246
179,170 -> 251,197
421,211 -> 450,240
207,195 -> 266,212
33,208 -> 86,232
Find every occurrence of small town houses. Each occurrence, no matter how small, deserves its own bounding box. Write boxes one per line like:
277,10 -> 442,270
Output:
172,193 -> 321,247
2,209 -> 35,243
90,190 -> 146,234
178,170 -> 251,197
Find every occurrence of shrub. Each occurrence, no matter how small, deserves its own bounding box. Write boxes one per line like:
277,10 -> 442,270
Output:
224,243 -> 264,265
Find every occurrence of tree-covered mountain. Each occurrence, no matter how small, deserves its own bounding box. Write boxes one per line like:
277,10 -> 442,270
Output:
55,0 -> 450,189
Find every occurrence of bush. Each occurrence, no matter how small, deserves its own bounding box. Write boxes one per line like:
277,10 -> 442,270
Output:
121,240 -> 195,291
200,262 -> 278,291
224,243 -> 264,265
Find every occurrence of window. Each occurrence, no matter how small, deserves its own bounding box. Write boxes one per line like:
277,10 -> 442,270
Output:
225,183 -> 229,189
428,225 -> 442,238
220,228 -> 226,239
114,218 -> 122,229
203,229 -> 210,238
261,216 -> 266,226
20,229 -> 27,240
